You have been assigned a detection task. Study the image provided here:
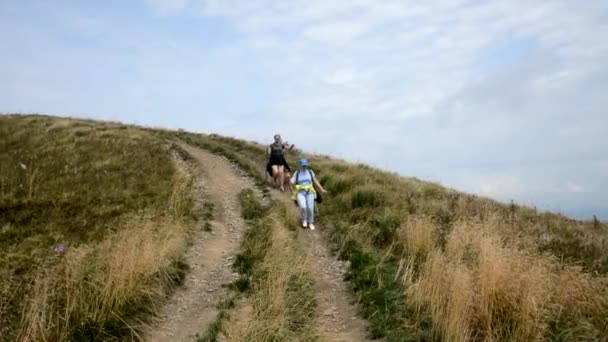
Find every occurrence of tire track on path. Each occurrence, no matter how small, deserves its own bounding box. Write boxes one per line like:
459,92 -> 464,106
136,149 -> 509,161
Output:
144,143 -> 255,342
269,188 -> 373,342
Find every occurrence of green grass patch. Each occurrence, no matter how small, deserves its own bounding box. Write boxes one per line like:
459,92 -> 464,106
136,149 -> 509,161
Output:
351,188 -> 385,208
0,115 -> 195,342
197,295 -> 239,342
202,202 -> 214,232
239,188 -> 267,221
330,221 -> 421,341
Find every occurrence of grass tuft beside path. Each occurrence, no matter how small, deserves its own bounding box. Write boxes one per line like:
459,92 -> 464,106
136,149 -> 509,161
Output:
219,189 -> 318,341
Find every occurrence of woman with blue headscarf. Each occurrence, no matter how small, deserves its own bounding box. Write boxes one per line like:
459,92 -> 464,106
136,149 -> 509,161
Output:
291,157 -> 327,230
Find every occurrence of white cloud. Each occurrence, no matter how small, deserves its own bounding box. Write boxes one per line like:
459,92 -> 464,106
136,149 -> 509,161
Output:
478,175 -> 525,197
195,0 -> 607,217
145,0 -> 192,15
62,13 -> 108,36
323,67 -> 368,86
248,35 -> 281,49
566,182 -> 585,193
2,0 -> 607,218
302,20 -> 372,44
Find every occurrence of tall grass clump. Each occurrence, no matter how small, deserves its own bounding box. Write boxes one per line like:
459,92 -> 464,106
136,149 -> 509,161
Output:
225,190 -> 318,342
1,115 -> 195,341
406,221 -> 608,341
18,215 -> 191,341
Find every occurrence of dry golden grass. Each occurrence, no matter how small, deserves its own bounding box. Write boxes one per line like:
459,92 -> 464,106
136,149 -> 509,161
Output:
225,199 -> 318,342
1,114 -> 196,341
397,216 -> 435,260
406,220 -> 608,341
17,158 -> 194,342
409,250 -> 473,342
18,216 -> 190,341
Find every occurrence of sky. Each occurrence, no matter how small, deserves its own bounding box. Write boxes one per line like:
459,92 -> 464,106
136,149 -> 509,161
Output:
2,0 -> 607,220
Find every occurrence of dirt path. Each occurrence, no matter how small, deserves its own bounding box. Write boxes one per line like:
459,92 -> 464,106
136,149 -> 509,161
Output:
144,143 -> 255,342
145,142 -> 372,341
231,147 -> 374,341
301,229 -> 371,342
268,188 -> 373,342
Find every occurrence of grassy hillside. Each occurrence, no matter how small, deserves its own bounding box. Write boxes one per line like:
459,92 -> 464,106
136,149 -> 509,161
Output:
175,132 -> 608,341
0,115 -> 195,341
2,114 -> 607,341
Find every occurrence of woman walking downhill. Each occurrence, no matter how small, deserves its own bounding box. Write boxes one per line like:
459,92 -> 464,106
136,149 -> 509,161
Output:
267,134 -> 294,191
291,158 -> 327,230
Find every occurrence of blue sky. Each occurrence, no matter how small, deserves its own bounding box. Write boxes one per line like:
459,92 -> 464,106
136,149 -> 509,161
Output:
2,0 -> 607,220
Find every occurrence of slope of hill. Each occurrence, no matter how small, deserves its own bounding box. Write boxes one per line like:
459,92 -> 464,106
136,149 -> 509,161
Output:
2,114 -> 607,342
0,115 -> 195,341
173,130 -> 608,341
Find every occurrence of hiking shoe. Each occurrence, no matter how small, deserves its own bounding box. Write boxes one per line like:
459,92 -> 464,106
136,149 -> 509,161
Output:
302,220 -> 308,228
309,223 -> 315,230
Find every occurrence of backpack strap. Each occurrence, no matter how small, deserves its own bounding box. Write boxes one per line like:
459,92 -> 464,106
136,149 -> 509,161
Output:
296,169 -> 314,184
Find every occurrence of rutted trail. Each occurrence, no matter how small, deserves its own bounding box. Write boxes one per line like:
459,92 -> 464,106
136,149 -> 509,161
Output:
269,188 -> 372,342
228,143 -> 374,341
144,143 -> 255,342
145,140 -> 374,341
198,136 -> 374,340
301,230 -> 370,341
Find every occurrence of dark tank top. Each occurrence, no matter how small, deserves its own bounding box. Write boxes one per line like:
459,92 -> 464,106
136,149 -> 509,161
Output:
270,142 -> 285,157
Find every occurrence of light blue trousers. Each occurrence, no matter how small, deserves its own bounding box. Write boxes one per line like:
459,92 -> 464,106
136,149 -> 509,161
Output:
296,191 -> 315,223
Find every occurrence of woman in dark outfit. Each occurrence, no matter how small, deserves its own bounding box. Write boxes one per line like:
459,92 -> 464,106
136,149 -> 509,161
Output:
267,134 -> 294,191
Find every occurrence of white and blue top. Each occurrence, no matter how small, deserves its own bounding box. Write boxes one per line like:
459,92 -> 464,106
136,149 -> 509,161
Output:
291,169 -> 315,186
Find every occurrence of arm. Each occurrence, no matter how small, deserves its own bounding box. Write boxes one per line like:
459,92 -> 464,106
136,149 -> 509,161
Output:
267,146 -> 271,156
290,171 -> 297,185
311,172 -> 326,193
282,141 -> 295,151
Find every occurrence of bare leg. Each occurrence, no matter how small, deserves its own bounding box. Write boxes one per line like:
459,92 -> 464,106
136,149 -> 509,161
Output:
284,172 -> 292,192
271,165 -> 279,187
277,165 -> 285,191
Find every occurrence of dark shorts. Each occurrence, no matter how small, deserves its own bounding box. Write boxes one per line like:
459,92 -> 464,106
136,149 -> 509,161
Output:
267,155 -> 291,176
268,154 -> 284,166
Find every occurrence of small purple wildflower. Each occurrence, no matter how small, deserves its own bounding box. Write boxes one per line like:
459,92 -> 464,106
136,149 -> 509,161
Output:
54,244 -> 67,255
